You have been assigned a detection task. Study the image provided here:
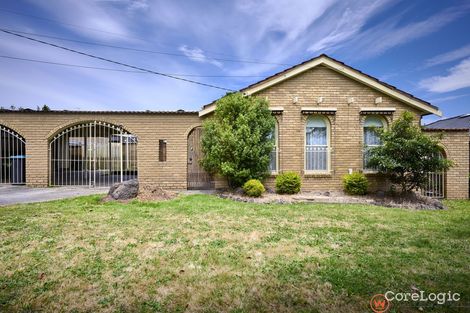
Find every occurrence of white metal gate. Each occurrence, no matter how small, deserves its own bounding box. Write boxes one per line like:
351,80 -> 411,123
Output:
49,121 -> 137,187
421,152 -> 445,198
0,125 -> 26,184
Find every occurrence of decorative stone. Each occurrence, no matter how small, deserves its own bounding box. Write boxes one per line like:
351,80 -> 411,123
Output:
107,179 -> 139,200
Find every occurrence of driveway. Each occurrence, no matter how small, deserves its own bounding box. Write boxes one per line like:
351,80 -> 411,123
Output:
0,185 -> 108,206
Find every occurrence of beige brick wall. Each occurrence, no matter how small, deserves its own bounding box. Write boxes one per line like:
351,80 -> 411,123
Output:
251,65 -> 466,196
424,130 -> 469,199
0,112 -> 201,189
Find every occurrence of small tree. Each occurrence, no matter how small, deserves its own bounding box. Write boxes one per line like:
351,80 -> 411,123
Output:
41,105 -> 51,112
201,92 -> 276,187
367,111 -> 452,194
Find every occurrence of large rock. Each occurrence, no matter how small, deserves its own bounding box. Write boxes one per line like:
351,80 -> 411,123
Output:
107,179 -> 139,200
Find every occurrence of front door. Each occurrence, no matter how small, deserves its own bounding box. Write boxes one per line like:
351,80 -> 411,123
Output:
187,127 -> 214,190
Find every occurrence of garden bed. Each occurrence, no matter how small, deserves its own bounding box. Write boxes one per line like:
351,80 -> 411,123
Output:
218,190 -> 446,210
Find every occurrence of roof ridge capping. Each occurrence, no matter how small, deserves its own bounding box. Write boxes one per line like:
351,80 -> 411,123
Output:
0,109 -> 198,114
199,54 -> 441,117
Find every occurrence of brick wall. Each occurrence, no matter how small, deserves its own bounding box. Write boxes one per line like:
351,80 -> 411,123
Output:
251,65 -> 463,195
0,112 -> 200,189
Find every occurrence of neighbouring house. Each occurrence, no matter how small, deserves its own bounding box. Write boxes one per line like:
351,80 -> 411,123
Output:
0,54 -> 468,199
423,114 -> 470,199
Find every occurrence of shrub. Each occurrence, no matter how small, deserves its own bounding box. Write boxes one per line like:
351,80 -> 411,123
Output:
201,92 -> 276,187
343,172 -> 369,195
275,172 -> 301,194
367,111 -> 452,193
242,179 -> 265,197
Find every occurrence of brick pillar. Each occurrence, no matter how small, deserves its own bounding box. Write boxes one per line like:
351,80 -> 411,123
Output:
26,139 -> 49,187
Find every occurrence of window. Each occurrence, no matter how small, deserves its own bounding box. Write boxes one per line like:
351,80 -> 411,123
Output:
305,116 -> 329,172
159,139 -> 167,162
363,116 -> 384,170
267,122 -> 278,172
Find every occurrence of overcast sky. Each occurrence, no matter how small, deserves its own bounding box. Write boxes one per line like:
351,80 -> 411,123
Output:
0,0 -> 469,124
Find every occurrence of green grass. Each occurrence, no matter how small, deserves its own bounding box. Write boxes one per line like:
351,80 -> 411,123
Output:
0,195 -> 469,312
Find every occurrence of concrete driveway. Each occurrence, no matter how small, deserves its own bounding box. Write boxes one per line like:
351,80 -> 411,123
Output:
0,185 -> 108,206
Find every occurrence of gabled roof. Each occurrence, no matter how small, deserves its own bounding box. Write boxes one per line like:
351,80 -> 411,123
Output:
424,114 -> 470,130
200,54 -> 441,117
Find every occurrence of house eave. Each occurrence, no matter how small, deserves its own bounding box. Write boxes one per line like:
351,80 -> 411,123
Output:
199,105 -> 216,117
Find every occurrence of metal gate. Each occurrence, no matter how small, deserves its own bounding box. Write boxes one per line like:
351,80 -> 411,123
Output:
0,125 -> 26,184
49,121 -> 137,187
421,152 -> 445,198
187,127 -> 214,190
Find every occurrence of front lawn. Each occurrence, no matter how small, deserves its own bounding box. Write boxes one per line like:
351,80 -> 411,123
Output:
0,195 -> 469,312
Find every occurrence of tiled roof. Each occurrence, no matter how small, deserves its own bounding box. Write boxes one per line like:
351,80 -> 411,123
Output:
424,114 -> 470,130
0,109 -> 198,115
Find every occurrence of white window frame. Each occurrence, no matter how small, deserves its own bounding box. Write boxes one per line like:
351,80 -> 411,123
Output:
268,121 -> 279,174
304,115 -> 330,174
363,115 -> 386,172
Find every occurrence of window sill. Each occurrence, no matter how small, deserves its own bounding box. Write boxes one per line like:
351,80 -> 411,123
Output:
304,171 -> 332,177
268,171 -> 278,177
363,170 -> 379,175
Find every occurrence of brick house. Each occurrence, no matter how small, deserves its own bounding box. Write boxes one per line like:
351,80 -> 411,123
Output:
0,54 -> 468,198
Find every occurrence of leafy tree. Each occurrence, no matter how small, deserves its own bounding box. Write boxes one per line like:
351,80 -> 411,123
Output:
367,111 -> 452,194
41,105 -> 51,111
201,92 -> 276,187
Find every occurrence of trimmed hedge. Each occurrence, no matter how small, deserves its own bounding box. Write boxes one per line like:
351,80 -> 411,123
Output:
275,172 -> 301,194
243,179 -> 265,197
343,172 -> 369,195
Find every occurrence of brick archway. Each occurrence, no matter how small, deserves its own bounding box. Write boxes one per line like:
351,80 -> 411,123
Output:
49,121 -> 138,187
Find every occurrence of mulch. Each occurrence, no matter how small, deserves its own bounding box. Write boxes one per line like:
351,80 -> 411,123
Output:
136,186 -> 179,202
219,190 -> 446,210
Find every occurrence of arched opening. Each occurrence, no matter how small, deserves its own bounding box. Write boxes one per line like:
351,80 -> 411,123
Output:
421,149 -> 446,198
49,121 -> 137,187
187,127 -> 214,190
0,125 -> 26,185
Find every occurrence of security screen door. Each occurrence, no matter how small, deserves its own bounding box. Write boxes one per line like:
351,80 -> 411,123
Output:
0,125 -> 26,185
49,121 -> 137,187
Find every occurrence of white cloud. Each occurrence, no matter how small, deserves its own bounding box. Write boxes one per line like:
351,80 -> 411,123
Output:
419,57 -> 470,93
237,0 -> 337,42
344,6 -> 468,58
428,93 -> 470,103
308,0 -> 393,52
27,0 -> 134,42
424,44 -> 470,67
178,45 -> 223,68
127,0 -> 149,12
